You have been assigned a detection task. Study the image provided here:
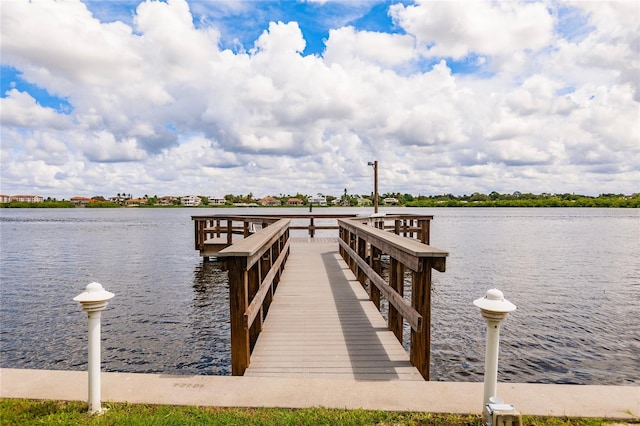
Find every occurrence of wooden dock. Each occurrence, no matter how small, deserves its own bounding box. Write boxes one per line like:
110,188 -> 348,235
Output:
245,238 -> 423,380
195,214 -> 448,380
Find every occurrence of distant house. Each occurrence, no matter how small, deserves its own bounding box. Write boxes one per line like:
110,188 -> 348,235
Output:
308,194 -> 327,206
10,195 -> 43,203
357,198 -> 372,206
0,195 -> 10,203
286,198 -> 304,206
208,196 -> 226,205
158,196 -> 177,206
181,195 -> 202,207
383,197 -> 399,205
259,196 -> 281,206
70,196 -> 92,207
126,198 -> 147,207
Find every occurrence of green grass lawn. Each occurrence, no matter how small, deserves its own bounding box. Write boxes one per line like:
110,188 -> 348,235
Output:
2,399 -> 633,426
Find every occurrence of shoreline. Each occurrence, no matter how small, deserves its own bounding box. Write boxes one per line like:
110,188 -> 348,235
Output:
2,204 -> 639,208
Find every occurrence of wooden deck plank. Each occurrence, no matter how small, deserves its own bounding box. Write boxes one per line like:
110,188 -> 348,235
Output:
244,240 -> 423,381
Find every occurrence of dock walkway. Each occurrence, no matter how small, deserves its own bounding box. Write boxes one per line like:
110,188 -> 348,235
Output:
245,238 -> 422,380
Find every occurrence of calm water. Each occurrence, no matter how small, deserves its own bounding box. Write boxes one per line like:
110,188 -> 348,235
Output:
1,207 -> 638,384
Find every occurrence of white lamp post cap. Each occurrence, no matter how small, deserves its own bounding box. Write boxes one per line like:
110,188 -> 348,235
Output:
73,282 -> 115,303
473,288 -> 516,313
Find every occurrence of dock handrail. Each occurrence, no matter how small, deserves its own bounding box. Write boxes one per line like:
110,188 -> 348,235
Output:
338,217 -> 448,380
192,213 -> 433,257
192,215 -> 282,254
192,214 -> 359,257
216,219 -> 291,376
384,214 -> 433,244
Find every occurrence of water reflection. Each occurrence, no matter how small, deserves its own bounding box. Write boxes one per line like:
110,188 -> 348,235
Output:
101,260 -> 232,376
181,260 -> 231,375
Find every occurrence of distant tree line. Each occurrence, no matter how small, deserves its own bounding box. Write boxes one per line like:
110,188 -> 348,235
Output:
1,200 -> 75,208
403,192 -> 639,208
2,192 -> 638,208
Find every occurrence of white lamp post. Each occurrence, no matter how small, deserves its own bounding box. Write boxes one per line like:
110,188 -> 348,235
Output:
473,288 -> 516,407
74,282 -> 114,414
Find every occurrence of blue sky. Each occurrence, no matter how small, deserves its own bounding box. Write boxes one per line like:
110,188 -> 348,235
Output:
1,66 -> 73,112
1,0 -> 638,198
84,1 -> 412,55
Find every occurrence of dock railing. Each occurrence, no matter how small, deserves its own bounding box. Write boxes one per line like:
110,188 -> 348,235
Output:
192,213 -> 433,258
365,214 -> 433,244
193,214 -> 359,257
193,215 -> 282,257
338,217 -> 448,380
215,218 -> 291,375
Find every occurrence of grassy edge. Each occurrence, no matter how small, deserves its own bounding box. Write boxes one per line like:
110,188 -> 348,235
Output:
2,399 -> 637,426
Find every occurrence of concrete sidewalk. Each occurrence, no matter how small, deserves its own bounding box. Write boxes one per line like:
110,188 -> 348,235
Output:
1,368 -> 638,420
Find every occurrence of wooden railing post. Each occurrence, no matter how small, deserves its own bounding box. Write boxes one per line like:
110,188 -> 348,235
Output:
226,220 -> 233,245
281,230 -> 290,280
349,232 -> 357,273
419,219 -> 430,244
388,257 -> 404,343
272,241 -> 281,292
226,257 -> 250,376
194,219 -> 201,250
260,248 -> 273,319
248,263 -> 261,351
357,237 -> 367,287
370,245 -> 381,310
410,259 -> 432,380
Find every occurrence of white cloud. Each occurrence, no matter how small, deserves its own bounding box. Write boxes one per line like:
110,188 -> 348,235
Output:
79,131 -> 147,163
1,0 -> 139,90
548,1 -> 640,101
1,127 -> 69,166
389,0 -> 554,59
324,26 -> 416,67
251,21 -> 306,56
0,89 -> 71,130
